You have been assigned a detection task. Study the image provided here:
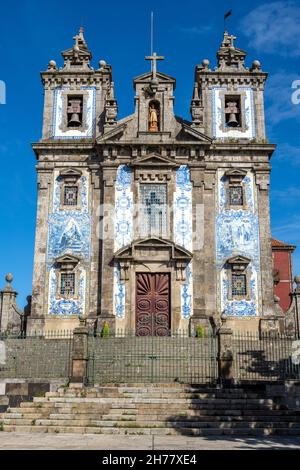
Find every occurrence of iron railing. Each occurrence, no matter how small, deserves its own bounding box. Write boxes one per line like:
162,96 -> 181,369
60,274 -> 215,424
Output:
0,330 -> 73,379
87,330 -> 218,385
233,332 -> 300,382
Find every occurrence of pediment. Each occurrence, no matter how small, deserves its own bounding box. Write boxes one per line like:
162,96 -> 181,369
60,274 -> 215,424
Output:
225,169 -> 247,177
100,122 -> 127,142
178,122 -> 212,143
134,71 -> 176,85
55,254 -> 81,268
59,168 -> 82,178
227,255 -> 251,265
132,153 -> 177,167
114,237 -> 192,262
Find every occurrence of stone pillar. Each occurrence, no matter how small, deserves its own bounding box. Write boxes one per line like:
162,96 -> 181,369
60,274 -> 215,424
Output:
283,276 -> 300,337
294,276 -> 300,338
0,274 -> 21,333
203,171 -> 217,319
98,166 -> 117,331
190,167 -> 204,314
27,170 -> 51,333
88,166 -> 102,323
218,319 -> 234,384
256,172 -> 276,315
70,319 -> 89,384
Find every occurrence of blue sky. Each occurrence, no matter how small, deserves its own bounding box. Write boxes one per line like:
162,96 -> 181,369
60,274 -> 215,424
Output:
0,0 -> 299,307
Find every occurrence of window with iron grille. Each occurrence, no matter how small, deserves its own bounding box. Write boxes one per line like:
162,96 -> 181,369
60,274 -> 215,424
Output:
229,185 -> 243,206
60,272 -> 75,297
140,184 -> 167,236
64,186 -> 78,206
232,274 -> 247,297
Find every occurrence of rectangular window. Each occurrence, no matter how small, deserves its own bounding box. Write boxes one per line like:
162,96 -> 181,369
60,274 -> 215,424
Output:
64,186 -> 78,206
232,274 -> 247,297
229,186 -> 243,206
140,184 -> 167,237
60,273 -> 75,297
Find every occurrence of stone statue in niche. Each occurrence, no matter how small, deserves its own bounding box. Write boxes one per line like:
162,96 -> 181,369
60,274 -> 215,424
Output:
149,103 -> 159,132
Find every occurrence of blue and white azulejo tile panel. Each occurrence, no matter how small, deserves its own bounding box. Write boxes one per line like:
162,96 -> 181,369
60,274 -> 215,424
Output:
220,265 -> 259,317
174,165 -> 193,319
113,165 -> 133,319
52,86 -> 96,139
114,165 -> 134,252
174,165 -> 193,252
47,174 -> 91,261
216,170 -> 261,316
114,264 -> 125,319
48,267 -> 86,315
47,171 -> 91,315
211,86 -> 255,139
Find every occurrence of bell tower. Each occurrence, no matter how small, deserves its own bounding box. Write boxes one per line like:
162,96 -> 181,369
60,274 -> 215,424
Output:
28,28 -> 114,333
191,31 -> 267,141
132,52 -> 177,138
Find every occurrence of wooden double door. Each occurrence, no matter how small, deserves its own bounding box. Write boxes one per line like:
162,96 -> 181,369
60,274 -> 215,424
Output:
136,273 -> 170,336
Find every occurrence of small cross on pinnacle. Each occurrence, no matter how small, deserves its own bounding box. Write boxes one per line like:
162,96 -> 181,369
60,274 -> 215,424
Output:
73,33 -> 80,48
145,52 -> 164,79
222,31 -> 236,49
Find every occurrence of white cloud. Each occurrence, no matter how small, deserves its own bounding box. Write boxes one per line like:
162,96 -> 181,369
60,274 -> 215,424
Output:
274,143 -> 300,165
272,215 -> 300,243
265,72 -> 300,125
240,2 -> 300,57
176,25 -> 213,35
272,186 -> 300,202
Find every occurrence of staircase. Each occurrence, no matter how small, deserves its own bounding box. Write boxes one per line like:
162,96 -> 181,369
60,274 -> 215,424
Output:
1,384 -> 300,436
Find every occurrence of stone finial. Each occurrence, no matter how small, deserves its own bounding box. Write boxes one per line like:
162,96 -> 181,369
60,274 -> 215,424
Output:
251,60 -> 261,71
221,31 -> 236,49
98,59 -> 107,70
295,275 -> 300,293
4,273 -> 13,291
201,59 -> 210,70
217,30 -> 247,71
61,27 -> 92,70
47,60 -> 57,71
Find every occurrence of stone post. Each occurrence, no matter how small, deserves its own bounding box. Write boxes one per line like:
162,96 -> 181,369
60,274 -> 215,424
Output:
0,274 -> 21,333
98,166 -> 117,331
70,318 -> 89,385
218,317 -> 234,385
293,276 -> 300,338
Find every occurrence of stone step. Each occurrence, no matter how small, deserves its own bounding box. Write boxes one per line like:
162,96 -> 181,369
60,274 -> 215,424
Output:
39,396 -> 274,405
4,408 -> 299,422
2,424 -> 300,436
3,415 -> 300,430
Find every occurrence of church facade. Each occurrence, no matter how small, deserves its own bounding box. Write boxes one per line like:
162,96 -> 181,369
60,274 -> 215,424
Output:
28,29 -> 279,335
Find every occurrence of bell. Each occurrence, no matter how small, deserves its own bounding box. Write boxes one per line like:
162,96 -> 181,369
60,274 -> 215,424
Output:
227,113 -> 239,127
68,113 -> 81,127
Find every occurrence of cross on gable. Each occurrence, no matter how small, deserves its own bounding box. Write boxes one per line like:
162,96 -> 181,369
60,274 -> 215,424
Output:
145,52 -> 165,79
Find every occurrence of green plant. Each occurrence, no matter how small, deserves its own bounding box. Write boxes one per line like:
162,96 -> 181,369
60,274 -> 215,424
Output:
196,324 -> 204,338
101,321 -> 110,338
0,422 -> 3,431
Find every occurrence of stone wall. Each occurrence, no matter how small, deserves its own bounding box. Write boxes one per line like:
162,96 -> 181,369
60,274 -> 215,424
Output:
0,379 -> 66,413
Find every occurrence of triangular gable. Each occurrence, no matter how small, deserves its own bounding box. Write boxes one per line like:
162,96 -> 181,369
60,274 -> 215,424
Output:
131,153 -> 177,167
114,237 -> 192,261
100,122 -> 127,141
179,122 -> 212,143
133,71 -> 176,85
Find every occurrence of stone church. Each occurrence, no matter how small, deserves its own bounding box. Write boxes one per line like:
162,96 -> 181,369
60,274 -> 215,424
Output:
25,28 -> 281,335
